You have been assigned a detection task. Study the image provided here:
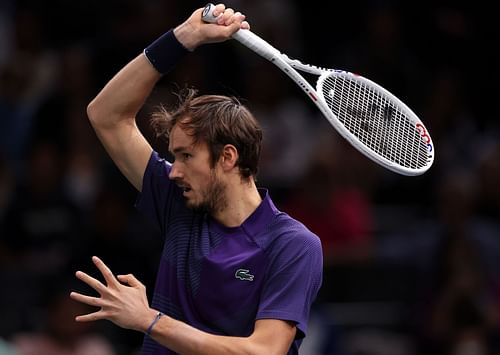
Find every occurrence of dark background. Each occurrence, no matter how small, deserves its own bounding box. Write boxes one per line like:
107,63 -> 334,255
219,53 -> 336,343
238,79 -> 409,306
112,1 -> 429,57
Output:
1,1 -> 499,354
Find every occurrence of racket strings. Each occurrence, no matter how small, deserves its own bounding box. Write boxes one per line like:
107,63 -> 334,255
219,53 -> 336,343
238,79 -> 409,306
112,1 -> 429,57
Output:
321,75 -> 429,169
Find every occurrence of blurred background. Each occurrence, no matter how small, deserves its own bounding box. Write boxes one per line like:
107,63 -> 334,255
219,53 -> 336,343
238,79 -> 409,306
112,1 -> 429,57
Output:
1,0 -> 499,354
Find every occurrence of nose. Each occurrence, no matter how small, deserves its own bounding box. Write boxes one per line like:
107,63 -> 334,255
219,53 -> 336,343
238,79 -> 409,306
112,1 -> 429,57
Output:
168,161 -> 183,180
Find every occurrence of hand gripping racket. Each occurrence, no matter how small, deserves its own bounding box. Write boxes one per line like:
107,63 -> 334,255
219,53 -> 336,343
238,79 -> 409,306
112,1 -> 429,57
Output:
202,3 -> 434,176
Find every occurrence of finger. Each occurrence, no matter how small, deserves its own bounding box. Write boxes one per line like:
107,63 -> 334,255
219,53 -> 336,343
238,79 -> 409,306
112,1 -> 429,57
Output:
226,12 -> 245,26
92,256 -> 119,287
223,14 -> 246,36
213,3 -> 226,17
70,291 -> 103,307
241,21 -> 250,30
117,274 -> 145,289
75,310 -> 107,322
75,270 -> 106,293
218,7 -> 235,25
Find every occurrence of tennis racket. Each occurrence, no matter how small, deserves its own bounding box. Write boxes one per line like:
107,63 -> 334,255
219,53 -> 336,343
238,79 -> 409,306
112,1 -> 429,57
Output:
202,3 -> 434,176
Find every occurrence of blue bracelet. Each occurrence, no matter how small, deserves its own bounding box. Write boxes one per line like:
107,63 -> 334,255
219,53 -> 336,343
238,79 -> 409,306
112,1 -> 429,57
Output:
146,311 -> 164,336
144,29 -> 188,74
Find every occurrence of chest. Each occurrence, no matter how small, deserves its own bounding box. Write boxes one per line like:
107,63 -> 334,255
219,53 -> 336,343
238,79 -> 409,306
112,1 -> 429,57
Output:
196,233 -> 267,309
158,220 -> 269,334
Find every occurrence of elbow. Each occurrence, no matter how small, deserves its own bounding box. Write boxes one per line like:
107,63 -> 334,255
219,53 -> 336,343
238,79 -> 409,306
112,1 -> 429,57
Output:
86,98 -> 112,130
86,98 -> 134,130
86,99 -> 99,126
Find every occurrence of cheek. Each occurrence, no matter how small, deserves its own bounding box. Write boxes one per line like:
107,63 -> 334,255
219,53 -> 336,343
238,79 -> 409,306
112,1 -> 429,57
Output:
190,166 -> 213,187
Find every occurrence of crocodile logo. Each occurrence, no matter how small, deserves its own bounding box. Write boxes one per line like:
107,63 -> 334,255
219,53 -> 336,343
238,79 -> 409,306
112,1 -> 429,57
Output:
235,269 -> 254,281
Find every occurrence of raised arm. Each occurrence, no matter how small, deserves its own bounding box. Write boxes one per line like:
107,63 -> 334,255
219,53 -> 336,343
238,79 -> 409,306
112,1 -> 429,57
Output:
87,5 -> 249,191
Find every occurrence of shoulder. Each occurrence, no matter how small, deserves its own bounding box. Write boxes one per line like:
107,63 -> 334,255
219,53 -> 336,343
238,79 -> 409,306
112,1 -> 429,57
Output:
258,212 -> 323,290
274,212 -> 321,241
263,211 -> 323,258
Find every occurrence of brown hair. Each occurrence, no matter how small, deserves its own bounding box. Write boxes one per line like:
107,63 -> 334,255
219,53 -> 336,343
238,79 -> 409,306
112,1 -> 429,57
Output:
151,89 -> 262,179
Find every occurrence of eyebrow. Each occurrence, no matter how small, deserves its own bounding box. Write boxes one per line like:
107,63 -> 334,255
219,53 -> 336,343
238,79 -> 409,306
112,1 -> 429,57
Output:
170,146 -> 190,155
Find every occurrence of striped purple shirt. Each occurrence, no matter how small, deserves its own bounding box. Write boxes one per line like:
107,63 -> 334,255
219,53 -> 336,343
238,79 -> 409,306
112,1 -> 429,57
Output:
136,151 -> 323,354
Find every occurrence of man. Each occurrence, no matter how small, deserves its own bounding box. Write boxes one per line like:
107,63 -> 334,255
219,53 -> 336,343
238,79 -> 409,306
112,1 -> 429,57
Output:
70,4 -> 323,354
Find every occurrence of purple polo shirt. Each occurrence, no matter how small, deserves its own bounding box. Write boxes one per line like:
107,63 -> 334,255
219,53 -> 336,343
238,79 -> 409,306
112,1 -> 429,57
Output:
136,151 -> 323,354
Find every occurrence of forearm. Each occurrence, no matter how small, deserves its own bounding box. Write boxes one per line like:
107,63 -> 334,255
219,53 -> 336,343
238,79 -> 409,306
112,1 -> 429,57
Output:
86,14 -> 198,130
87,54 -> 161,130
146,313 -> 264,355
87,22 -> 200,127
87,4 -> 248,130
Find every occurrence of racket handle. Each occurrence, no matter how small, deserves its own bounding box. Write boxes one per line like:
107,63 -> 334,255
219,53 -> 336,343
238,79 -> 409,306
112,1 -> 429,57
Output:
201,3 -> 219,23
201,3 -> 280,61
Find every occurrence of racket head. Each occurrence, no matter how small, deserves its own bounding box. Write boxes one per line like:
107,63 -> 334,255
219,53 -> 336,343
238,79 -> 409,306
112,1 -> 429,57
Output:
316,70 -> 434,176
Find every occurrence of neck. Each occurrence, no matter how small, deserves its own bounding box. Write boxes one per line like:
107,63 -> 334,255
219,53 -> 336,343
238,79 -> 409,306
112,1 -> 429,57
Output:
212,177 -> 262,228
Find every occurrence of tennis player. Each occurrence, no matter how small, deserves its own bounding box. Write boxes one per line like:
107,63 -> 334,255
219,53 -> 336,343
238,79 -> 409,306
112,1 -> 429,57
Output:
70,4 -> 323,354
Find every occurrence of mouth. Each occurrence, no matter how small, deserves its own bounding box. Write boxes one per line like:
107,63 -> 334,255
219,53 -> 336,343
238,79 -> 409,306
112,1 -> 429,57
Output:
177,183 -> 192,195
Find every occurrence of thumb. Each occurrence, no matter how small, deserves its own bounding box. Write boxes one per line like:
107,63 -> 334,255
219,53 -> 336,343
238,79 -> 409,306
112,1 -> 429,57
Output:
117,274 -> 144,288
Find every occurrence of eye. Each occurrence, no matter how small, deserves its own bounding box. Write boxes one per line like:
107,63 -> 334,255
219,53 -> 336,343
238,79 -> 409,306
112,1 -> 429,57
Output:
182,153 -> 192,161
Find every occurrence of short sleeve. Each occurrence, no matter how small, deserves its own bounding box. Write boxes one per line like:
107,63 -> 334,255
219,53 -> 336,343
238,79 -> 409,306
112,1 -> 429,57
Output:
135,151 -> 178,234
256,229 -> 323,339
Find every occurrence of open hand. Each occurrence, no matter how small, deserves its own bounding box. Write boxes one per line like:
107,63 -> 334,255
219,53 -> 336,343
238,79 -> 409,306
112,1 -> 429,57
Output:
70,256 -> 156,333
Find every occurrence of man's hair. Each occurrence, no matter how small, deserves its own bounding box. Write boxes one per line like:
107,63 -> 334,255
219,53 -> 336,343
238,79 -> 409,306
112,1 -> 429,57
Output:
151,89 -> 263,179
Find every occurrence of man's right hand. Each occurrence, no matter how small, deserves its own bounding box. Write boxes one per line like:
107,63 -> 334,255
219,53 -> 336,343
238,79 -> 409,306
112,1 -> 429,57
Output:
174,4 -> 250,51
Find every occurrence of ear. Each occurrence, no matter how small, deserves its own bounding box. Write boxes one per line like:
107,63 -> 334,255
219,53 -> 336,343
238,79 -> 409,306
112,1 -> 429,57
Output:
219,144 -> 239,172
